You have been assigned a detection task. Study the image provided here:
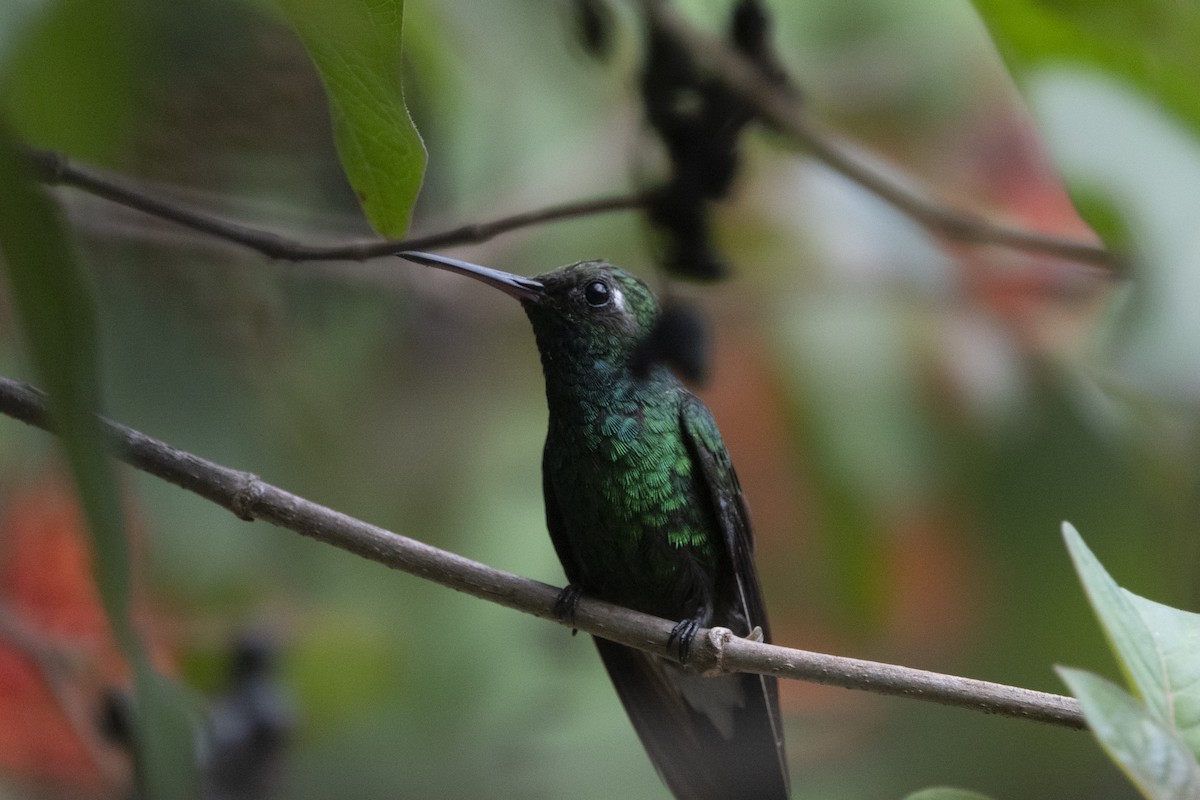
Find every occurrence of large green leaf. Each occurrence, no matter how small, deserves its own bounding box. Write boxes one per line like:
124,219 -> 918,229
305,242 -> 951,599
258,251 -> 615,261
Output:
971,1 -> 1200,142
1059,667 -> 1200,800
0,127 -> 199,797
276,0 -> 426,237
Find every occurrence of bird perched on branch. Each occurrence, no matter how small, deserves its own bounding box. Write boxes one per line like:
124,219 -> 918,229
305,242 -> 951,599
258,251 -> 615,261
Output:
398,251 -> 789,800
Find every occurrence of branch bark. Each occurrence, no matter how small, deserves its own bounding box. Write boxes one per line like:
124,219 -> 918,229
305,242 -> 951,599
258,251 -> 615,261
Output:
638,0 -> 1119,274
0,375 -> 1084,731
26,148 -> 646,262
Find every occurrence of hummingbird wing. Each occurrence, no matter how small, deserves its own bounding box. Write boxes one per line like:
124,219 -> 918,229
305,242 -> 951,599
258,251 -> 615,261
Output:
678,392 -> 791,798
678,393 -> 772,640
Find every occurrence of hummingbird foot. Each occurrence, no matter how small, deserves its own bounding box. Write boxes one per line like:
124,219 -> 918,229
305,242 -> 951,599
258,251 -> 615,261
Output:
553,584 -> 584,634
667,618 -> 703,664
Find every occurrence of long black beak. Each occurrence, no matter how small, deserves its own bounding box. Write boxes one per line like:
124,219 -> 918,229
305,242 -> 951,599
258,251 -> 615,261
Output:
397,251 -> 544,301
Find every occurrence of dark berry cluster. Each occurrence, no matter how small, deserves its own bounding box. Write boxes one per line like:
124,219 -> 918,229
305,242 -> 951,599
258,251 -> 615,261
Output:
639,0 -> 790,281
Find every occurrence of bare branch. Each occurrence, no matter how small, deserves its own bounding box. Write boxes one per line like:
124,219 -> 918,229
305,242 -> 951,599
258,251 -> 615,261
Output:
693,627 -> 1083,729
0,375 -> 1085,731
27,27 -> 1118,279
26,148 -> 646,262
637,0 -> 1119,273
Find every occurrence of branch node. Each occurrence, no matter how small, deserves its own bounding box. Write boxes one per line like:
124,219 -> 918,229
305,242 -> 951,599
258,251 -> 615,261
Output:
231,474 -> 264,521
698,626 -> 734,676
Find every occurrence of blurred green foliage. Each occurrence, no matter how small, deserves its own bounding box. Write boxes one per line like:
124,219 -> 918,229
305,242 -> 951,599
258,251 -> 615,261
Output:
1,0 -> 1199,798
0,125 -> 200,796
974,0 -> 1200,145
0,0 -> 139,162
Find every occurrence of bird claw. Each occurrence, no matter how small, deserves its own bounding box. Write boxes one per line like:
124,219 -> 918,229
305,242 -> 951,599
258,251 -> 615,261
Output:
554,584 -> 584,634
745,625 -> 764,643
667,618 -> 702,664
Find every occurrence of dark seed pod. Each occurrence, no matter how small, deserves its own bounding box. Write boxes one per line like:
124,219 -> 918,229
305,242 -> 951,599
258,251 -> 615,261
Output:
645,180 -> 726,281
638,23 -> 737,280
638,3 -> 795,280
632,300 -> 711,385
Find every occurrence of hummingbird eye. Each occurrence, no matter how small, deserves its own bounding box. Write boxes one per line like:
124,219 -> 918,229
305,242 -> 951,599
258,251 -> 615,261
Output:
583,280 -> 611,308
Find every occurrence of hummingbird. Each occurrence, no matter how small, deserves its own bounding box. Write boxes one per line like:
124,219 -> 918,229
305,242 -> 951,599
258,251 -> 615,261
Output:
398,251 -> 790,800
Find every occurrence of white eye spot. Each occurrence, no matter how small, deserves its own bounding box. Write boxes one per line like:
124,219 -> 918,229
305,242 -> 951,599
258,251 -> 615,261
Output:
611,285 -> 626,313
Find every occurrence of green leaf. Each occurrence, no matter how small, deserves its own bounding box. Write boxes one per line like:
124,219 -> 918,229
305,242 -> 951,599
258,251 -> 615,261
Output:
971,0 -> 1200,142
0,127 -> 130,637
1059,667 -> 1200,800
276,0 -> 426,237
903,788 -> 995,800
135,659 -> 204,798
1122,592 -> 1200,757
0,126 -> 200,798
1062,522 -> 1166,715
1065,523 -> 1200,760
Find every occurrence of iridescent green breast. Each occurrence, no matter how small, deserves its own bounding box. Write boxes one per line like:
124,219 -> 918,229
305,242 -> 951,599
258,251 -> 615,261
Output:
542,369 -> 718,613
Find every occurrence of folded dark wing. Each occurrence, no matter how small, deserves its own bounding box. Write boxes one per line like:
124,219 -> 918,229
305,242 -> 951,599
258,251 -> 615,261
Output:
679,392 -> 790,798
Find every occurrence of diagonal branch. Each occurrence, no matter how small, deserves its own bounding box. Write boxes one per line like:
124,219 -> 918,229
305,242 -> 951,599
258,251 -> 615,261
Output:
26,148 -> 646,262
638,0 -> 1119,273
0,375 -> 1084,731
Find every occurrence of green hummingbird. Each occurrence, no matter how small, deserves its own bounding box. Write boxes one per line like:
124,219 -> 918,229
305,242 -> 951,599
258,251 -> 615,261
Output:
398,251 -> 789,800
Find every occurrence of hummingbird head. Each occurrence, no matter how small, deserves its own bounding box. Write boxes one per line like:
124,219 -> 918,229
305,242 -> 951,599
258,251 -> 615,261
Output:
397,251 -> 660,364
526,260 -> 658,343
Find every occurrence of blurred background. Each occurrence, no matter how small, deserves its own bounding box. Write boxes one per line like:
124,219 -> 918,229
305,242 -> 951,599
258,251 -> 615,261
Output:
0,0 -> 1194,797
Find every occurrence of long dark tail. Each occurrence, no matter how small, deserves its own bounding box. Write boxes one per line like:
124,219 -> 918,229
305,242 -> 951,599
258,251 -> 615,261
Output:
594,638 -> 790,799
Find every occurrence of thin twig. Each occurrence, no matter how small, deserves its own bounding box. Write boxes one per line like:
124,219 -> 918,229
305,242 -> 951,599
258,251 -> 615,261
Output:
0,375 -> 1085,731
26,148 -> 646,262
638,0 -> 1119,273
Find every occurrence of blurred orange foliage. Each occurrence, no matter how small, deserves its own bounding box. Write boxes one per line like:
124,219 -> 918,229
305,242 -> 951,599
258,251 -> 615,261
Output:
0,477 -> 131,792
